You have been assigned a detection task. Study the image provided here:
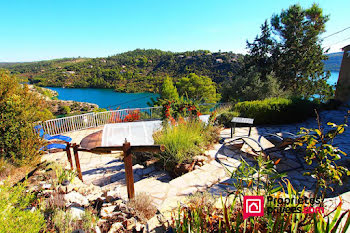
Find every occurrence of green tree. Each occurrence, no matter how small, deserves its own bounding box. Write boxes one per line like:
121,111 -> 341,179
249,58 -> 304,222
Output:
244,4 -> 331,100
243,21 -> 274,81
271,4 -> 330,98
0,70 -> 53,165
221,69 -> 283,102
176,73 -> 220,103
160,76 -> 179,101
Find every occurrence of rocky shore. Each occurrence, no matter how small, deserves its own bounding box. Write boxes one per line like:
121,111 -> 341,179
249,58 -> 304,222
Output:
28,85 -> 99,115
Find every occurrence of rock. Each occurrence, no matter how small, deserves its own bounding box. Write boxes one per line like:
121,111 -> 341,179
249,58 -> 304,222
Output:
72,230 -> 85,233
61,180 -> 70,186
42,183 -> 52,189
135,222 -> 143,231
30,185 -> 40,192
193,155 -> 208,162
105,186 -> 121,202
126,217 -> 136,230
64,191 -> 89,206
108,222 -> 123,233
69,206 -> 85,220
95,226 -> 102,233
86,193 -> 103,202
100,205 -> 116,218
147,215 -> 163,232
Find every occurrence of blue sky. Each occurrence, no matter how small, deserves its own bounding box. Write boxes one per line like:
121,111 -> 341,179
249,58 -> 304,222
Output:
1,0 -> 349,62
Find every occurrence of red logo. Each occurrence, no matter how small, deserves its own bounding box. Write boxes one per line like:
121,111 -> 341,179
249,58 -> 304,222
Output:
243,196 -> 264,219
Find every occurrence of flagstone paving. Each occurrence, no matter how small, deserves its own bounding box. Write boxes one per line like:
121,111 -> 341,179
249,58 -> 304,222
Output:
41,106 -> 350,222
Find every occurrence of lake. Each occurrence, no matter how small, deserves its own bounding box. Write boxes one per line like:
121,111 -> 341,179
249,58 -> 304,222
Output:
47,87 -> 159,109
47,72 -> 339,109
329,71 -> 339,86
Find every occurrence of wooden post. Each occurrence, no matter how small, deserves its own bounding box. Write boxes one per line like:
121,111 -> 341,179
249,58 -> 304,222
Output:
123,140 -> 135,199
73,143 -> 83,182
65,142 -> 74,170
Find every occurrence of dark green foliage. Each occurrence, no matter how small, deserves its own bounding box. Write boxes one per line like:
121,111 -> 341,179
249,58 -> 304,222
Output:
233,98 -> 316,125
6,49 -> 242,93
160,76 -> 179,101
221,69 -> 284,102
295,113 -> 349,199
242,4 -> 333,100
177,73 -> 221,103
0,70 -> 52,165
216,111 -> 239,127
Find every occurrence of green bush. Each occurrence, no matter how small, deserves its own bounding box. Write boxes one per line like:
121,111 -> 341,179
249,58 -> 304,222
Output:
0,70 -> 53,165
0,181 -> 46,233
221,70 -> 286,102
153,119 -> 219,169
233,97 -> 316,125
58,105 -> 71,115
216,111 -> 239,127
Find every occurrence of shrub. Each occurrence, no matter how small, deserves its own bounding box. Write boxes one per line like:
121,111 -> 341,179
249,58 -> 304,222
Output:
295,112 -> 349,200
127,192 -> 157,223
0,181 -> 46,233
216,111 -> 239,127
233,97 -> 317,125
0,70 -> 53,165
58,105 -> 71,115
221,70 -> 286,102
170,179 -> 350,232
51,208 -> 98,232
153,119 -> 219,170
170,155 -> 350,233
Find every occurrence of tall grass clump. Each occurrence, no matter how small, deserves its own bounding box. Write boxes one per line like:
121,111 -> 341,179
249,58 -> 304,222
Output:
154,119 -> 219,170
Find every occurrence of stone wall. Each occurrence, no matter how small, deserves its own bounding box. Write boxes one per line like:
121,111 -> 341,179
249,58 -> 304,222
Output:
335,45 -> 350,103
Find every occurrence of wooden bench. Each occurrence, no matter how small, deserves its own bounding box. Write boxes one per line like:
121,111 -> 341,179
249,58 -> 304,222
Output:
231,117 -> 254,138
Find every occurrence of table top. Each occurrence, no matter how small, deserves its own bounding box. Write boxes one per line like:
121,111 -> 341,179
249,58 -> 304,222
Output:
80,130 -> 102,149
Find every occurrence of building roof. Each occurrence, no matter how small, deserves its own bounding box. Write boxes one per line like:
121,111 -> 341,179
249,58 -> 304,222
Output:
342,44 -> 350,51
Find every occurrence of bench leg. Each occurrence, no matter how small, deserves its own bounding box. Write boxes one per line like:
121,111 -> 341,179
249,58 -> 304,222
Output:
73,144 -> 83,182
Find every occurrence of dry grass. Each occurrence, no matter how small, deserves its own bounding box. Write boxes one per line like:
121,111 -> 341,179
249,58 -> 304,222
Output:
0,158 -> 34,185
187,192 -> 215,211
127,192 -> 157,223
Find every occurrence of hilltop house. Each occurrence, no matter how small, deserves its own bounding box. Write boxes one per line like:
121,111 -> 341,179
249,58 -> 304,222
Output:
216,58 -> 223,63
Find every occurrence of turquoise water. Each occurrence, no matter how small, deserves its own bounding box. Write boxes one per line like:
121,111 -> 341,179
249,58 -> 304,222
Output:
328,71 -> 339,86
47,87 -> 159,109
47,72 -> 339,109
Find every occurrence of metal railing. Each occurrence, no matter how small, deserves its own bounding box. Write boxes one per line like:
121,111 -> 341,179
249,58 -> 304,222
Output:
39,107 -> 162,135
39,103 -> 228,135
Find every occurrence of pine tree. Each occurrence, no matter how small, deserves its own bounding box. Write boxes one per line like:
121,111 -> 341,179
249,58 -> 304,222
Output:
243,4 -> 332,99
160,76 -> 179,101
270,4 -> 330,98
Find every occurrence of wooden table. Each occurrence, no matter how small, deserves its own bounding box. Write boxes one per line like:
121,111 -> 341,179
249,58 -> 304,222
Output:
80,130 -> 102,149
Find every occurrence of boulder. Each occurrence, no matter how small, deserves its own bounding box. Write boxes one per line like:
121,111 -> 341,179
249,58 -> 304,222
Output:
100,205 -> 117,218
108,222 -> 123,233
69,206 -> 85,220
64,191 -> 89,206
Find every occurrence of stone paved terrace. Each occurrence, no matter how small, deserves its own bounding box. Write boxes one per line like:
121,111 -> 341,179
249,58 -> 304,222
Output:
41,106 -> 350,218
